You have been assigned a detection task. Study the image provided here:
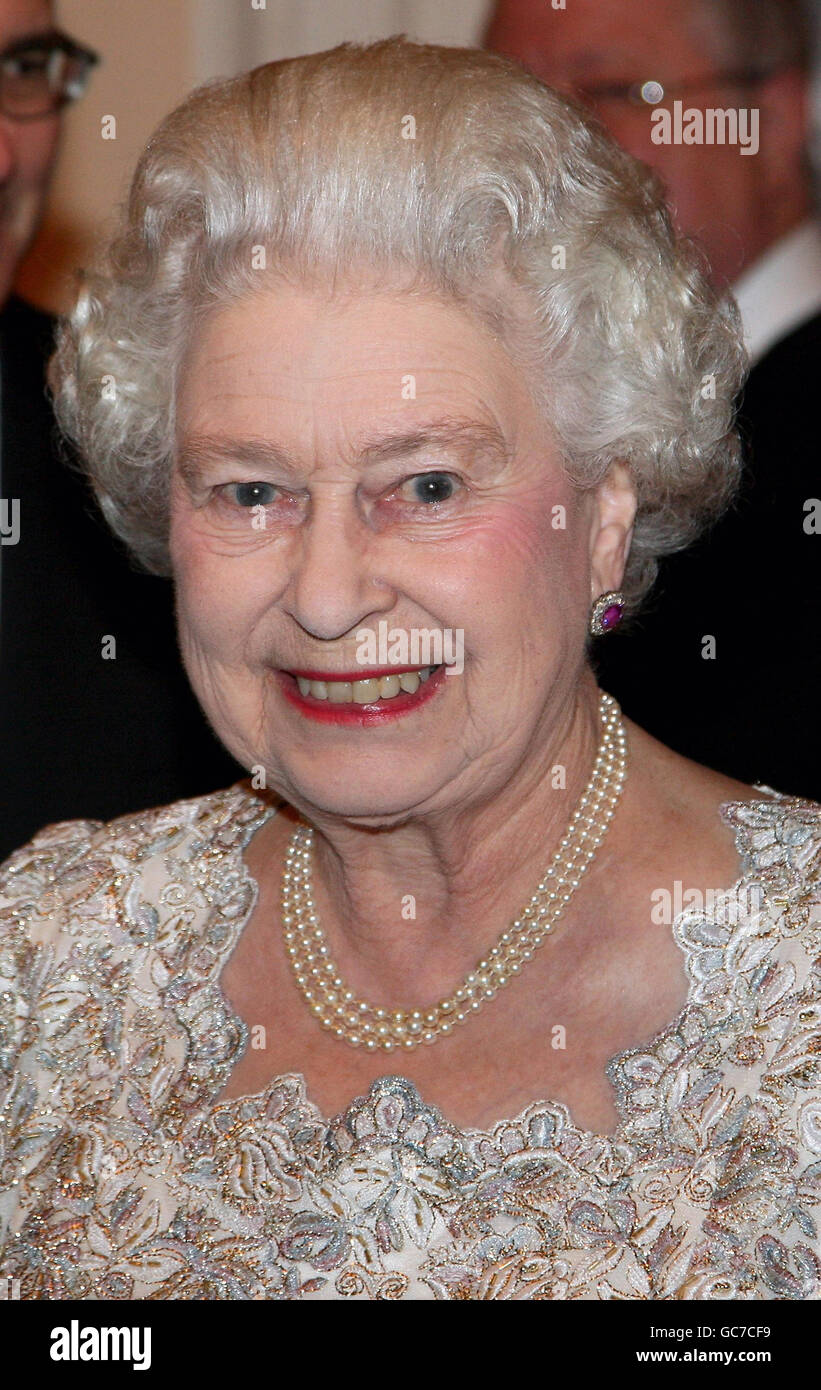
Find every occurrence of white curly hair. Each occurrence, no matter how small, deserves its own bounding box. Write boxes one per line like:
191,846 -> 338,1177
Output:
49,35 -> 748,612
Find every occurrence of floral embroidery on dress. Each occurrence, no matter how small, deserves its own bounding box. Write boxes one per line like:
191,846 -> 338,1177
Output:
0,784 -> 819,1299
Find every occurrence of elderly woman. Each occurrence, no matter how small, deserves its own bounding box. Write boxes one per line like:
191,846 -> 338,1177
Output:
0,38 -> 819,1303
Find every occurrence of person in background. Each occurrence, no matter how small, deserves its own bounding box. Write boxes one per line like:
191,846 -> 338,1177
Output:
0,0 -> 238,861
485,0 -> 821,800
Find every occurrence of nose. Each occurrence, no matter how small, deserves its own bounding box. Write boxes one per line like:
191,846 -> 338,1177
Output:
0,118 -> 17,180
285,494 -> 396,641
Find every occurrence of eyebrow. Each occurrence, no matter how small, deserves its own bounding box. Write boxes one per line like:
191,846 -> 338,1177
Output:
566,48 -> 639,73
175,418 -> 511,485
1,29 -> 67,56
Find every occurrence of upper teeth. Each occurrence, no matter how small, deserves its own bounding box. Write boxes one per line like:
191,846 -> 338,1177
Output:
295,667 -> 435,703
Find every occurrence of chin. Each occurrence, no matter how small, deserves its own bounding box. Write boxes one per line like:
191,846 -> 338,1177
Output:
276,756 -> 450,823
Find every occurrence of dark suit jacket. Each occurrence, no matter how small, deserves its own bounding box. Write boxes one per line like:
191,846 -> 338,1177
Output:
0,295 -> 240,861
595,310 -> 821,800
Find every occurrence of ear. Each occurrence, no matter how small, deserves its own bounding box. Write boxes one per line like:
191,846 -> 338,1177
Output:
588,462 -> 637,599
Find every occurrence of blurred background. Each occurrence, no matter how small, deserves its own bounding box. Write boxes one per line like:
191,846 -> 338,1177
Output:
18,0 -> 821,313
16,0 -> 490,310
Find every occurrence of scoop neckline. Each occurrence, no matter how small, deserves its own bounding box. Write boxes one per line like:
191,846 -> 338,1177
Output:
194,782 -> 787,1152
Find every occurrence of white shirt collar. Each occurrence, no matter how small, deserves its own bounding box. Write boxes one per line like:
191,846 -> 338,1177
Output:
732,219 -> 821,366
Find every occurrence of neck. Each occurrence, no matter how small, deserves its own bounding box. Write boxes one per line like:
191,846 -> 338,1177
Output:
282,669 -> 606,1006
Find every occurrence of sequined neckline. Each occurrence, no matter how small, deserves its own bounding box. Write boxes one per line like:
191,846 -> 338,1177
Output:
182,782 -> 798,1153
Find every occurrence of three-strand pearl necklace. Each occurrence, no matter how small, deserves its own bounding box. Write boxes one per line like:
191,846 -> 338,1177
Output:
281,690 -> 627,1052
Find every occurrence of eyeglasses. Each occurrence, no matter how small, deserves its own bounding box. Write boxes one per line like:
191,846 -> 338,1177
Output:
0,29 -> 99,121
575,65 -> 782,110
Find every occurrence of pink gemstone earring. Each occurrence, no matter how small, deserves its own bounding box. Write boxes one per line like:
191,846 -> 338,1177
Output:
589,590 -> 625,636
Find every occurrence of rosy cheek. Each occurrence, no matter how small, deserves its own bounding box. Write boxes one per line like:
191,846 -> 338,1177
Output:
434,504 -> 584,658
452,499 -> 575,583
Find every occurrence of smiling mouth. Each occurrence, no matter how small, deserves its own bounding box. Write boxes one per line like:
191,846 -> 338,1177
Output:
276,664 -> 446,723
291,666 -> 438,703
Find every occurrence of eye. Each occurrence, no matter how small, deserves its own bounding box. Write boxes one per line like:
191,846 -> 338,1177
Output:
9,54 -> 43,73
222,481 -> 280,507
399,472 -> 458,505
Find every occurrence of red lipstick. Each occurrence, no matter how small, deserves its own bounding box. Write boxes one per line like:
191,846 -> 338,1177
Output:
274,664 -> 446,725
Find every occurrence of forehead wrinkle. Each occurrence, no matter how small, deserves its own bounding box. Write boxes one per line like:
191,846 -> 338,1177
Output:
190,345 -> 254,371
237,362 -> 493,387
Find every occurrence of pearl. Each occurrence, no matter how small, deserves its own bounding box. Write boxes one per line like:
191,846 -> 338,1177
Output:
281,693 -> 626,1051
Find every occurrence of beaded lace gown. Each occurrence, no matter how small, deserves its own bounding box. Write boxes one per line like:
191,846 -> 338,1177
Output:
0,783 -> 820,1301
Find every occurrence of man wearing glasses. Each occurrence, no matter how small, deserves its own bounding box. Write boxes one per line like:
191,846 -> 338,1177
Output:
486,0 -> 820,802
0,1 -> 238,861
0,10 -> 96,300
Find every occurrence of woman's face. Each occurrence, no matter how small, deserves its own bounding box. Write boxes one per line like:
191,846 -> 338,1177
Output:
171,279 -> 625,821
